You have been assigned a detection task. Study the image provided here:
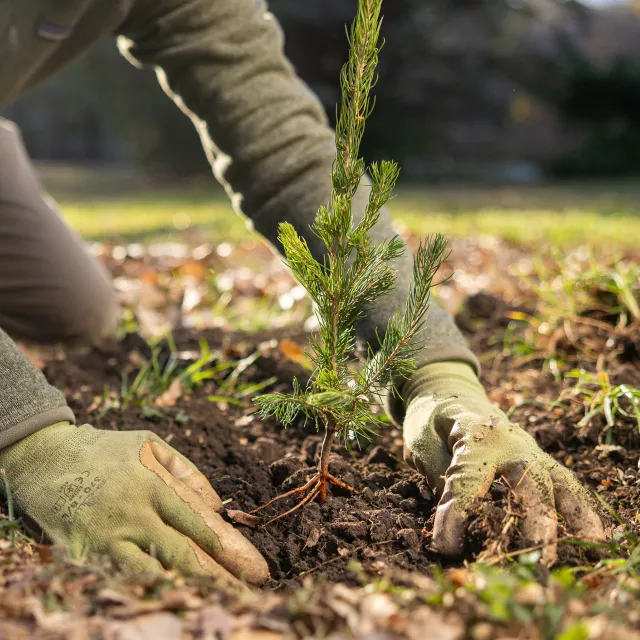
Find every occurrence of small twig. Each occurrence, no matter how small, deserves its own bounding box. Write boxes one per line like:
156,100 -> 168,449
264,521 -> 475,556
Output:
483,535 -> 578,567
296,539 -> 396,578
514,462 -> 535,490
539,308 -> 620,332
483,542 -> 550,567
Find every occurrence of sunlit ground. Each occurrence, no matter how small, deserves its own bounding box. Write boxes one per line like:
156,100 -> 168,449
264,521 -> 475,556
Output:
39,163 -> 640,248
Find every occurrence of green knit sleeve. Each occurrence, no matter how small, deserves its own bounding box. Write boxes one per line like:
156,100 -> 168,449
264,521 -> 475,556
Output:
117,0 -> 478,394
0,328 -> 75,450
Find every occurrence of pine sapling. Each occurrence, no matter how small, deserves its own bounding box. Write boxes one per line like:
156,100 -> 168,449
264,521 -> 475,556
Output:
251,0 -> 448,525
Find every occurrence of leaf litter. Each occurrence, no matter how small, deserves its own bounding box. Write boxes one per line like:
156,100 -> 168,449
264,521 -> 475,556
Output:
3,232 -> 640,639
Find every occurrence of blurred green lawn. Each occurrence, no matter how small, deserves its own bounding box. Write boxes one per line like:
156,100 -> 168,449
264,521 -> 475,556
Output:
41,165 -> 640,247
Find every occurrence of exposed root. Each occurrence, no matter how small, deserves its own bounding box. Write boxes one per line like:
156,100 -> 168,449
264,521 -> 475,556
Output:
250,424 -> 358,526
251,472 -> 359,527
249,474 -> 321,515
263,484 -> 322,526
324,473 -> 358,495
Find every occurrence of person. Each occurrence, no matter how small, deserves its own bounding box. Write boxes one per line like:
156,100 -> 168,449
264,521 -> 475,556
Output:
0,0 -> 604,587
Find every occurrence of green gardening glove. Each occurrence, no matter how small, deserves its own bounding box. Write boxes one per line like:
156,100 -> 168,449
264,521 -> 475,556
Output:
401,362 -> 605,564
0,422 -> 269,591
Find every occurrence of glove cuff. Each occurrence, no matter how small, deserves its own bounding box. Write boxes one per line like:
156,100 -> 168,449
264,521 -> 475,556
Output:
403,361 -> 484,405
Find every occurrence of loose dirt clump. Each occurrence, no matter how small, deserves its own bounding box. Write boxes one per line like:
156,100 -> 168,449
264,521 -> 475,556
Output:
464,479 -> 526,563
44,329 -> 439,585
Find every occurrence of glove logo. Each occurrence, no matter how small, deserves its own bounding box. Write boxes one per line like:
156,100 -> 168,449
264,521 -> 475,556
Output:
52,471 -> 106,521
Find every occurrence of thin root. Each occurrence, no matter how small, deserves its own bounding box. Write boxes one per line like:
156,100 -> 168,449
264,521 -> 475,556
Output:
252,472 -> 359,526
263,484 -> 322,527
249,474 -> 320,514
326,473 -> 359,495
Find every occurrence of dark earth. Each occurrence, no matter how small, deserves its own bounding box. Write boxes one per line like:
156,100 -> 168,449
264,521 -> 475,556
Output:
41,290 -> 640,588
2,236 -> 640,638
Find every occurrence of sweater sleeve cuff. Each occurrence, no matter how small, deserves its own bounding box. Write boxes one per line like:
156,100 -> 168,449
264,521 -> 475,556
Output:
0,327 -> 76,451
0,406 -> 75,451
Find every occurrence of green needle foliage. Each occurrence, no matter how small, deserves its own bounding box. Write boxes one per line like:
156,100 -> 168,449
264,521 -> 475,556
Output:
256,0 -> 447,448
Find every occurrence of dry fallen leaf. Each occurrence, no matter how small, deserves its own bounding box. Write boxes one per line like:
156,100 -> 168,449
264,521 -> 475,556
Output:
180,259 -> 208,280
406,609 -> 464,640
229,630 -> 282,640
154,379 -> 183,408
107,613 -> 182,640
139,270 -> 159,285
226,510 -> 261,528
35,545 -> 55,565
303,528 -> 321,550
446,568 -> 469,588
193,605 -> 236,639
278,338 -> 309,366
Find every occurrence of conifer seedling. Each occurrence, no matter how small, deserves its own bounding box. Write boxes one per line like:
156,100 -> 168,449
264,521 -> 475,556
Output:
251,0 -> 448,525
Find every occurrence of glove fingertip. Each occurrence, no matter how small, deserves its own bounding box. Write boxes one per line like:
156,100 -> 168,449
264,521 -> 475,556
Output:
550,464 -> 607,542
186,540 -> 258,595
207,513 -> 271,585
431,499 -> 466,557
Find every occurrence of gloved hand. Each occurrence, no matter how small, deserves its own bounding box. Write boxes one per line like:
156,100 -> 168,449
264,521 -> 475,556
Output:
0,422 -> 269,591
402,362 -> 605,564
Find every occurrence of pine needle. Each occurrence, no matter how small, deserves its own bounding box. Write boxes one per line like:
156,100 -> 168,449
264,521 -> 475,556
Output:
256,0 -> 447,455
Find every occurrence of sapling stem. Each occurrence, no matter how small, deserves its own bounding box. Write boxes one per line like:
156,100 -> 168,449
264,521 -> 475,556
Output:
251,0 -> 447,525
318,422 -> 336,502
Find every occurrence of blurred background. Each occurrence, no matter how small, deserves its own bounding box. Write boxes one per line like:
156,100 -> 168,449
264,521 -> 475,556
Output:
6,0 -> 640,181
4,0 -> 640,256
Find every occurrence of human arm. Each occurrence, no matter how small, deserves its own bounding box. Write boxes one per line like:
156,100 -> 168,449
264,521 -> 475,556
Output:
116,0 -> 603,556
116,0 -> 478,374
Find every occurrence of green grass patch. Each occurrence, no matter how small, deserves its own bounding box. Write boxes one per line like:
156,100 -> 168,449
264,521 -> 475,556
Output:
93,335 -> 277,420
394,183 -> 640,247
59,190 -> 249,244
47,173 -> 640,247
556,369 -> 640,445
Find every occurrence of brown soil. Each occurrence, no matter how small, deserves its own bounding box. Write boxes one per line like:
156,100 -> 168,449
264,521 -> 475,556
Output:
41,289 -> 640,587
3,236 -> 640,638
45,328 -> 439,586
